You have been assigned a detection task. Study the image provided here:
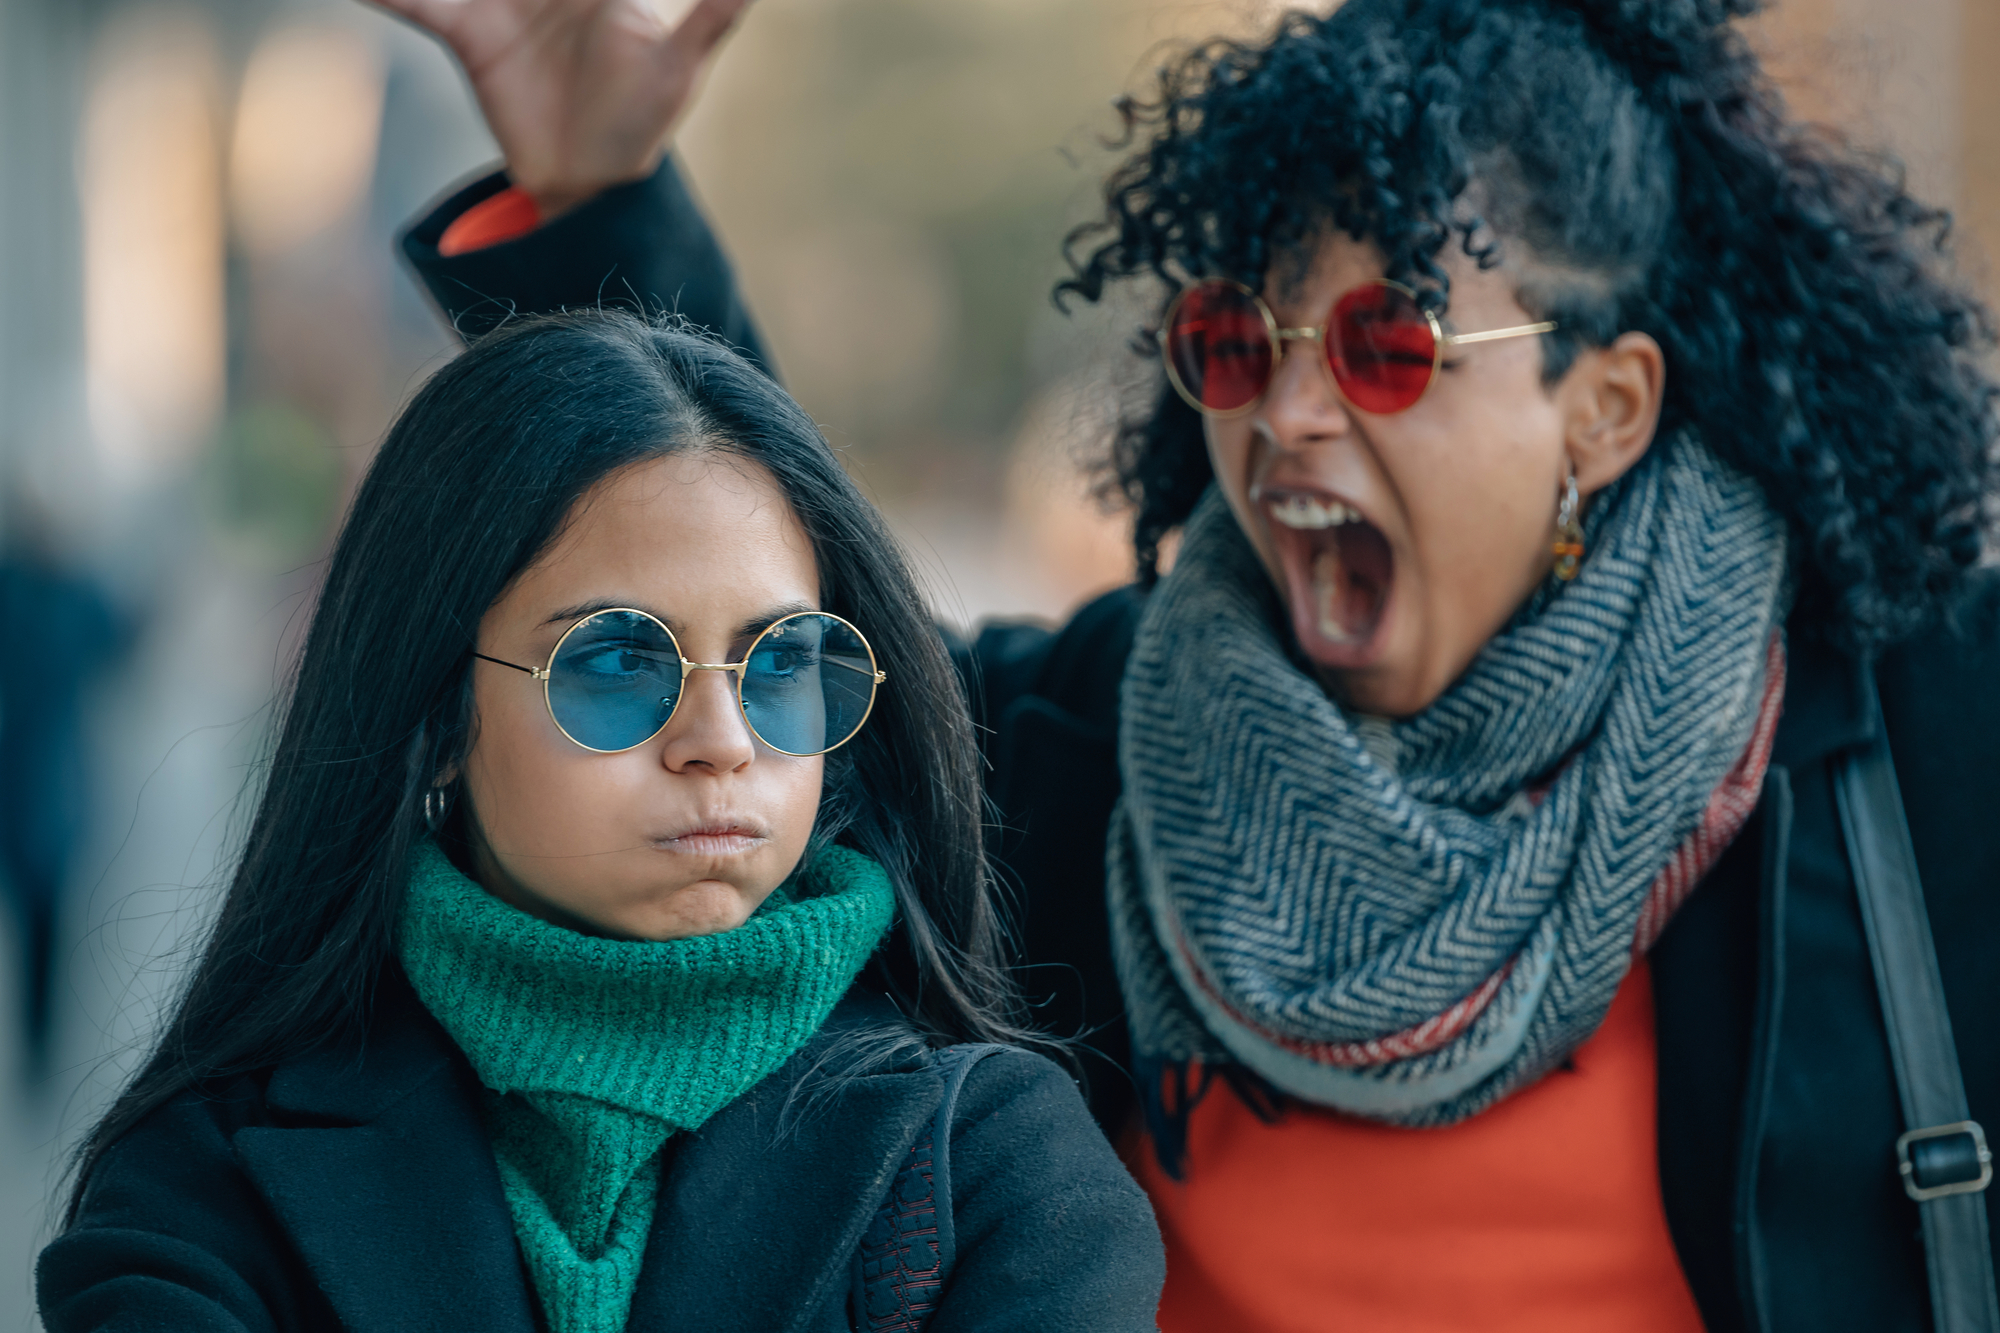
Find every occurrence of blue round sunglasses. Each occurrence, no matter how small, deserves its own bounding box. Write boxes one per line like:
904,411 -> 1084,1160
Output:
475,608 -> 886,757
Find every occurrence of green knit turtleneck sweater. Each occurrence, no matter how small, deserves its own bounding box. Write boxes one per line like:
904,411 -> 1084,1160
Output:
397,839 -> 896,1333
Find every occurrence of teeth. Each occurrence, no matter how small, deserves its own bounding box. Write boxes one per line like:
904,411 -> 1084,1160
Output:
1269,493 -> 1358,530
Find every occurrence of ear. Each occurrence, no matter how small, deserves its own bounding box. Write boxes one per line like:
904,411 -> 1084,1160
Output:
1556,331 -> 1665,495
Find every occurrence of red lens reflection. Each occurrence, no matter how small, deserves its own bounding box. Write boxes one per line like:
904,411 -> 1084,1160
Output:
1164,282 -> 1272,413
1328,282 -> 1439,413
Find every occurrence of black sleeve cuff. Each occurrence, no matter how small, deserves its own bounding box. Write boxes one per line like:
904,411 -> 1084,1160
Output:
398,155 -> 772,375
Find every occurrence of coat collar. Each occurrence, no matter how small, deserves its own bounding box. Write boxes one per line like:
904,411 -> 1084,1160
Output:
630,988 -> 940,1332
237,971 -> 938,1333
236,970 -> 541,1333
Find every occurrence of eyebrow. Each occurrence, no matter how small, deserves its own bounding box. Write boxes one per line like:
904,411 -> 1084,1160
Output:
541,598 -> 822,644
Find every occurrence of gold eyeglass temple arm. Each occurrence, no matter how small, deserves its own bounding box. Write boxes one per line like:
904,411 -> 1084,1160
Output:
1443,320 -> 1558,346
472,651 -> 550,680
1275,321 -> 1555,346
825,659 -> 889,683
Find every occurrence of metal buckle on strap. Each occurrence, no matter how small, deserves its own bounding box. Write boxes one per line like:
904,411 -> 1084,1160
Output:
1897,1121 -> 1994,1202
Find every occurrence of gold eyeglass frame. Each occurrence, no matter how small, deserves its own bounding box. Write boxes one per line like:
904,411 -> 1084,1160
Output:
1160,277 -> 1559,419
475,607 -> 888,758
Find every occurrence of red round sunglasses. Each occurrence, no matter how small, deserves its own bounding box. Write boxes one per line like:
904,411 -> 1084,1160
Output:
1161,277 -> 1558,417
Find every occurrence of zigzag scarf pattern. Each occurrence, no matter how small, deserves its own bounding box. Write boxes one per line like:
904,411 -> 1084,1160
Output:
1107,433 -> 1790,1137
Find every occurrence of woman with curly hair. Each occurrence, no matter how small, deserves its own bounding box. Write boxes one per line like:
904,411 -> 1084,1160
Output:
383,0 -> 1999,1328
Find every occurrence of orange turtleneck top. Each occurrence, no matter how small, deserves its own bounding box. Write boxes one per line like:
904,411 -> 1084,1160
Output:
1125,958 -> 1708,1333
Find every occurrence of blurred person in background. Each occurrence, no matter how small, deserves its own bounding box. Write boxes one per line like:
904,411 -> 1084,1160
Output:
0,490 -> 128,1085
384,0 -> 2000,1329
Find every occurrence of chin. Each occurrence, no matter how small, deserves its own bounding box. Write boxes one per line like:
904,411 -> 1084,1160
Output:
617,878 -> 765,942
1326,667 -> 1425,720
1340,637 -> 1472,719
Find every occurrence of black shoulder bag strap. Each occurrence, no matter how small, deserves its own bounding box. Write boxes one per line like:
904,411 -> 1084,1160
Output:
1833,676 -> 1999,1333
851,1044 -> 1009,1333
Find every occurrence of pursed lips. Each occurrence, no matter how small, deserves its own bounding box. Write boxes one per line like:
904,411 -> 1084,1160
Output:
654,822 -> 768,854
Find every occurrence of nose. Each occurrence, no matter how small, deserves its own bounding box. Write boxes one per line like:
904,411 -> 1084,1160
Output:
658,667 -> 757,774
1258,333 -> 1353,452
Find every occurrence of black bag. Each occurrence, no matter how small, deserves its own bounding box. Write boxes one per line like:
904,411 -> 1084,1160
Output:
850,1044 -> 1007,1332
1835,674 -> 1998,1332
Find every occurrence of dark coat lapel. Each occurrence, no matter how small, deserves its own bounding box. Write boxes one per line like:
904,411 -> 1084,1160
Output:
1770,626 -> 1871,771
628,996 -> 940,1333
232,975 -> 540,1333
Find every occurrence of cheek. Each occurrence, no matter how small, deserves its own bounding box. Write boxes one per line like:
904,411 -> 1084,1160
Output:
1397,405 -> 1564,631
1414,467 -> 1548,591
1205,418 -> 1254,507
768,755 -> 824,859
1204,417 -> 1272,564
461,674 -> 627,857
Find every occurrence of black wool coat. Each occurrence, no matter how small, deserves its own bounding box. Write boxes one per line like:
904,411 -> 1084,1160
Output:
399,159 -> 2000,1333
39,977 -> 1165,1332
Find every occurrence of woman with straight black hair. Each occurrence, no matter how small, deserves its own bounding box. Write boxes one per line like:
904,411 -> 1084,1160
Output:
383,0 -> 2000,1329
37,310 -> 1163,1332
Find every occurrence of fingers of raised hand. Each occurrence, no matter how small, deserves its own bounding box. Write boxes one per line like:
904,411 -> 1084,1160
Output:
360,0 -> 475,39
658,0 -> 751,75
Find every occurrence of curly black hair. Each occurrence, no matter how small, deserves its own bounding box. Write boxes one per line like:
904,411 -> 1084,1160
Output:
1058,0 -> 1996,653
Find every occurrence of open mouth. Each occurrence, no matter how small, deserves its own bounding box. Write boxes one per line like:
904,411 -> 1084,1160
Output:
1261,489 -> 1395,667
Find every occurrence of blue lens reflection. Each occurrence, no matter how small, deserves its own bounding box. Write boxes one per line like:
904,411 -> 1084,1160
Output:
546,611 -> 683,751
741,614 -> 875,755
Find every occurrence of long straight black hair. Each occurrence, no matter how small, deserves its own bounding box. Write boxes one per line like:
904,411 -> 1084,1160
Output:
65,312 -> 1028,1222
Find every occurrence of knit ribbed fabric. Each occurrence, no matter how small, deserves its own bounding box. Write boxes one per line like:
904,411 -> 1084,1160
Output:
397,839 -> 896,1333
1108,433 -> 1790,1137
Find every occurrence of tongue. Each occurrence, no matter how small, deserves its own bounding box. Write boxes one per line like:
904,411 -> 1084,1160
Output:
1295,521 -> 1392,653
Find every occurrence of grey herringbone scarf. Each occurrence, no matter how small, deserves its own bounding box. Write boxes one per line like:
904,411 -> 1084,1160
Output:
1107,433 -> 1789,1150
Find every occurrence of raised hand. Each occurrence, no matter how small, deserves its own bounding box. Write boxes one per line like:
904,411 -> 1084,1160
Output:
366,0 -> 751,219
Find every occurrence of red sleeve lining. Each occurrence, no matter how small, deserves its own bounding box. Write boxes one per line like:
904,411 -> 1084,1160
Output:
437,186 -> 542,258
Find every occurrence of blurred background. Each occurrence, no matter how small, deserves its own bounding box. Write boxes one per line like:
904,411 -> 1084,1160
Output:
0,0 -> 1992,1322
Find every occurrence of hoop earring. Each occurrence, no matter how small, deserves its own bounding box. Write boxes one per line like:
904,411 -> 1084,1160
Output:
1552,471 -> 1585,582
422,783 -> 454,834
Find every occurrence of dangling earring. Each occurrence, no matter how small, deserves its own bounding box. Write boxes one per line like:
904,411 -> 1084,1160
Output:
422,783 -> 455,833
1552,470 -> 1585,581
